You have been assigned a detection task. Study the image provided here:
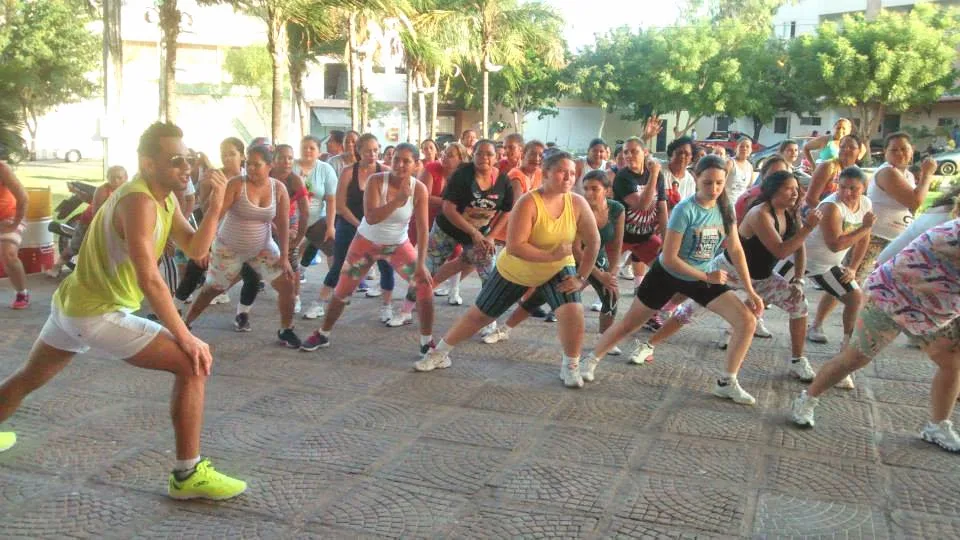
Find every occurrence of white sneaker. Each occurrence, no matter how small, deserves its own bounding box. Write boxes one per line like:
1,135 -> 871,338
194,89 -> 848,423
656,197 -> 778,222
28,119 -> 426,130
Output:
294,295 -> 302,314
386,311 -> 413,327
482,327 -> 510,344
807,325 -> 828,344
590,300 -> 602,312
607,345 -> 623,356
560,357 -> 584,388
185,292 -> 196,304
619,266 -> 635,280
365,287 -> 383,298
448,291 -> 463,305
718,331 -> 731,350
580,354 -> 601,383
303,301 -> 325,320
211,293 -> 230,305
414,349 -> 451,372
754,317 -> 772,338
789,356 -> 816,382
367,266 -> 380,280
713,377 -> 756,405
920,420 -> 960,453
434,286 -> 450,297
627,340 -> 654,365
379,305 -> 394,323
835,374 -> 855,389
791,390 -> 819,427
479,321 -> 498,338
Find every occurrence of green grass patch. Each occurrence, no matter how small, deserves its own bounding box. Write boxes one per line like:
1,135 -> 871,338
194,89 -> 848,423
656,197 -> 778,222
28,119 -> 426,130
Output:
12,159 -> 104,208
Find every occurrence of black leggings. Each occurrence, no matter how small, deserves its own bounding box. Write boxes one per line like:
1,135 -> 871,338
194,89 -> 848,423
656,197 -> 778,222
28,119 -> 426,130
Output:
175,260 -> 260,304
520,273 -> 618,316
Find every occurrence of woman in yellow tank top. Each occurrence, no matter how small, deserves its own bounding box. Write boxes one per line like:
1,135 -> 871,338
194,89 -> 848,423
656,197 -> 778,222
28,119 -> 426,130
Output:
414,151 -> 601,388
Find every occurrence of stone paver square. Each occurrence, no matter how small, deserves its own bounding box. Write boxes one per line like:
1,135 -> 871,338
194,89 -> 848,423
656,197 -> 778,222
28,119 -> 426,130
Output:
489,458 -> 621,514
890,468 -> 960,517
764,454 -> 884,504
770,423 -> 879,461
200,414 -> 314,459
753,492 -> 891,539
663,406 -> 766,443
603,517 -> 730,539
613,475 -> 747,535
238,386 -> 353,425
879,432 -> 960,474
137,507 -> 295,539
533,424 -> 639,468
890,509 -> 960,539
313,480 -> 467,538
377,372 -> 484,406
375,440 -> 509,494
551,393 -> 656,430
2,428 -> 128,477
638,437 -> 752,483
465,383 -> 567,417
279,427 -> 405,473
448,504 -> 599,538
421,409 -> 541,450
327,396 -> 450,433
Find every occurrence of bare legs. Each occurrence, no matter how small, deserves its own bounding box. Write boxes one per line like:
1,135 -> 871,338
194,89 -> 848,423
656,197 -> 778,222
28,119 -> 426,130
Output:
1,241 -> 26,293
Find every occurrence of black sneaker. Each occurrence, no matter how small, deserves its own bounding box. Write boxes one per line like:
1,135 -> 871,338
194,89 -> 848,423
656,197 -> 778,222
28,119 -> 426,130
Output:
529,306 -> 548,318
419,339 -> 436,357
545,311 -> 558,323
234,313 -> 251,332
300,331 -> 330,351
278,328 -> 301,348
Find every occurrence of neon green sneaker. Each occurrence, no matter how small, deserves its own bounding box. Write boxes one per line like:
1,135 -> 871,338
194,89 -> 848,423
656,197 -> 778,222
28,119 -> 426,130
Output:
0,432 -> 15,452
167,458 -> 247,500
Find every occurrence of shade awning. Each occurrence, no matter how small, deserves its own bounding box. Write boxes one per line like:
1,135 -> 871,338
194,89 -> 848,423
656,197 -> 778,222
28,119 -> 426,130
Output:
311,108 -> 351,126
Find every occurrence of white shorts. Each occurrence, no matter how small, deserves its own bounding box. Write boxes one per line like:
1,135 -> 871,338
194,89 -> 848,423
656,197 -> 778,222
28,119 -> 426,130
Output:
0,219 -> 25,246
39,304 -> 167,359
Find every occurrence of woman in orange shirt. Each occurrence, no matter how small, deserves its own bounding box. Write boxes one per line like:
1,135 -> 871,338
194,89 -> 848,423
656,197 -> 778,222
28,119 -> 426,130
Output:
0,162 -> 29,308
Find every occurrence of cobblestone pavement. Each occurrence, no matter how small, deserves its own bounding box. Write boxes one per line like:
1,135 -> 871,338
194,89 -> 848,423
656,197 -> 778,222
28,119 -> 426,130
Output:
1,271 -> 958,538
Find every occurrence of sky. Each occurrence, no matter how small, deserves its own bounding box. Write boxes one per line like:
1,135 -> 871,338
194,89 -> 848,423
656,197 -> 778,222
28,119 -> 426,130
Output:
547,0 -> 687,52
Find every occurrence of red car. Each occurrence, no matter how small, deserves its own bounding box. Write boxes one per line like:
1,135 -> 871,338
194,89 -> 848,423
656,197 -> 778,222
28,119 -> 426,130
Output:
696,131 -> 765,156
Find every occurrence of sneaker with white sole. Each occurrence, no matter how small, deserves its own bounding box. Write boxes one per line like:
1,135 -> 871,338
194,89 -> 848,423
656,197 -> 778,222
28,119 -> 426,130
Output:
448,292 -> 463,305
294,296 -> 302,314
619,266 -> 635,280
607,345 -> 623,356
807,325 -> 828,344
386,311 -> 412,327
791,390 -> 819,427
789,356 -> 816,382
414,349 -> 451,372
211,293 -> 230,305
303,301 -> 325,320
920,420 -> 960,453
379,305 -> 394,323
627,340 -> 654,365
713,377 -> 756,405
560,357 -> 584,388
434,286 -> 450,297
754,317 -> 772,338
580,354 -> 601,382
590,300 -> 602,312
479,321 -> 498,338
835,374 -> 855,389
365,288 -> 383,298
482,327 -> 510,344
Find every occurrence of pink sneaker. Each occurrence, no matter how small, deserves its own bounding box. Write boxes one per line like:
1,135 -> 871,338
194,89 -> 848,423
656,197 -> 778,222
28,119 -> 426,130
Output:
11,291 -> 29,310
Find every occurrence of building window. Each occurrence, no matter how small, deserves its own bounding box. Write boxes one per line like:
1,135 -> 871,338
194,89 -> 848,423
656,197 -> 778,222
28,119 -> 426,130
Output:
323,63 -> 348,100
774,117 -> 788,134
938,117 -> 957,127
799,116 -> 822,126
789,22 -> 796,38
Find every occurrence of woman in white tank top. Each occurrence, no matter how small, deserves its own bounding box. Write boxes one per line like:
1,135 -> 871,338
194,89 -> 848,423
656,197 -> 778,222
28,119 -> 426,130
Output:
184,144 -> 301,348
300,143 -> 437,354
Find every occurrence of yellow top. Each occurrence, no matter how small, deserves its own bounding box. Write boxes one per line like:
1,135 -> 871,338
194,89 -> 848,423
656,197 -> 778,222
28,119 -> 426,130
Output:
54,176 -> 176,317
496,191 -> 577,287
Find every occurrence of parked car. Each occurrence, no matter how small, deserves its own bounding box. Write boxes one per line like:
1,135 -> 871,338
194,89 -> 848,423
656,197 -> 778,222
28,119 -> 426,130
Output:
932,148 -> 959,176
696,131 -> 765,156
749,136 -> 814,172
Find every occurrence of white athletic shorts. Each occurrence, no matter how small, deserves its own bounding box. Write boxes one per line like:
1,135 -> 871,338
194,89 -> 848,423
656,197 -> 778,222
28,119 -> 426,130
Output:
39,304 -> 168,359
0,219 -> 25,245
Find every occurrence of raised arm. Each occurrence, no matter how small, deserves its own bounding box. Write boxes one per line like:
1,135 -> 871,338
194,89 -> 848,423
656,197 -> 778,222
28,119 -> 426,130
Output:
805,161 -> 836,208
819,203 -> 874,253
874,158 -> 936,213
572,195 -> 600,280
169,169 -> 228,260
802,135 -> 829,166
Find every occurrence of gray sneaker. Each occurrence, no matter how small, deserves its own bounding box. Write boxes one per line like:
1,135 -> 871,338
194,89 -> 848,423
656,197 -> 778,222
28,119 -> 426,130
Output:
791,390 -> 819,427
920,420 -> 960,453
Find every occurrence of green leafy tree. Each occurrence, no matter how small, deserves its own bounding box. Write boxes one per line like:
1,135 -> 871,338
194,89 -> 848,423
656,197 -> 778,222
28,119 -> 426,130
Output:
0,0 -> 99,155
790,4 -> 960,142
493,47 -> 566,134
223,45 -> 276,127
687,0 -> 792,32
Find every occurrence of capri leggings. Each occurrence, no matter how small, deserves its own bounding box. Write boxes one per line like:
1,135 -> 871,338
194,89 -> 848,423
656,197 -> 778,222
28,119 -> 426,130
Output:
333,234 -> 431,301
324,217 -> 394,291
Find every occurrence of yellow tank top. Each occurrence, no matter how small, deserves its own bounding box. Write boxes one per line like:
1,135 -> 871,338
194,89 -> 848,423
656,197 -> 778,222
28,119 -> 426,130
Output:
54,176 -> 176,317
497,191 -> 577,287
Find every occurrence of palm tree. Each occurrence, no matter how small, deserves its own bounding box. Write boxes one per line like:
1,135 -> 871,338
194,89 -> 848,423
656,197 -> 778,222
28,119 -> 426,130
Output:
155,1 -> 184,122
449,0 -> 564,137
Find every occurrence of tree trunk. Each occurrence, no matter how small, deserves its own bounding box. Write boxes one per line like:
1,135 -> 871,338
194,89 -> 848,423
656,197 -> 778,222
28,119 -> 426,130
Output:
597,106 -> 607,138
417,73 -> 427,144
673,111 -> 683,137
289,60 -> 309,137
482,67 -> 489,139
348,15 -> 359,131
752,117 -> 763,141
428,67 -> 440,140
267,16 -> 287,143
406,66 -> 415,143
22,103 -> 37,156
158,0 -> 180,122
513,109 -> 521,135
102,0 -> 123,175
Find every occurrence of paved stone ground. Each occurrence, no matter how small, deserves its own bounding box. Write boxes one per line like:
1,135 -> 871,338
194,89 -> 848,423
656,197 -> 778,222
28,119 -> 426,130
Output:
0,270 -> 958,539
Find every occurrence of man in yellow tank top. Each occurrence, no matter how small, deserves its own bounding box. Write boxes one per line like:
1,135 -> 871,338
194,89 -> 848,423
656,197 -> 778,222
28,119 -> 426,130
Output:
0,122 -> 247,501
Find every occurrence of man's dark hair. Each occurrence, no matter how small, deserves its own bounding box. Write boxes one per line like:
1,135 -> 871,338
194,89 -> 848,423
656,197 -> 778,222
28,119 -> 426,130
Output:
138,122 -> 183,157
327,130 -> 345,145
